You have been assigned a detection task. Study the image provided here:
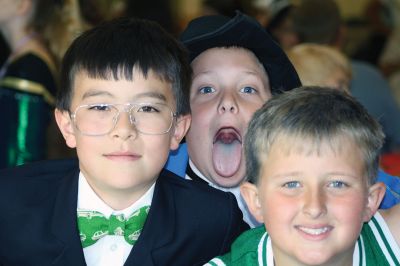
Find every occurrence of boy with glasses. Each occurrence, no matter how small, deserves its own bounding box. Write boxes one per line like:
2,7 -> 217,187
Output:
0,17 -> 248,265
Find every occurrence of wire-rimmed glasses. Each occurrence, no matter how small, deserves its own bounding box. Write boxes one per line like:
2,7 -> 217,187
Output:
70,102 -> 177,136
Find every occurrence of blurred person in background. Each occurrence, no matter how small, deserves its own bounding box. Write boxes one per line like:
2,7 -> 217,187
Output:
265,0 -> 299,50
292,0 -> 400,154
377,0 -> 400,107
287,42 -> 400,206
78,0 -> 126,28
287,43 -> 352,91
124,0 -> 177,35
0,0 -> 84,168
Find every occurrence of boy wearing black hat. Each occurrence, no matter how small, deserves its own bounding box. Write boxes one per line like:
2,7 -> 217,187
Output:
165,11 -> 301,227
165,11 -> 400,227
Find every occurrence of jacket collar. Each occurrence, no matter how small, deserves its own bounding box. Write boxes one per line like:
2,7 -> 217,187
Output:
50,160 -> 86,265
48,162 -> 177,265
124,170 -> 176,265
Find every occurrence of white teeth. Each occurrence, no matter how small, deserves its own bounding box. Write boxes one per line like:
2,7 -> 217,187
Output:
298,226 -> 330,235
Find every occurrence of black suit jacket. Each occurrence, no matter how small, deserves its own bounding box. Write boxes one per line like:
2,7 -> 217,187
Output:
0,159 -> 248,266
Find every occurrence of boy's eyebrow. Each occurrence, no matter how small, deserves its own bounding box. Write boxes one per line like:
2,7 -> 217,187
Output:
270,172 -> 301,179
133,92 -> 167,102
192,70 -> 215,79
81,90 -> 167,102
81,90 -> 113,100
324,171 -> 361,180
270,171 -> 361,179
193,70 -> 267,80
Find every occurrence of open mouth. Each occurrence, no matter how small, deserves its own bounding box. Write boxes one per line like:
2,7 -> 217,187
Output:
212,127 -> 242,177
213,128 -> 242,144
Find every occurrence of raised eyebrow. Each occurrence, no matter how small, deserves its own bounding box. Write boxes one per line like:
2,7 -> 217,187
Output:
192,70 -> 214,79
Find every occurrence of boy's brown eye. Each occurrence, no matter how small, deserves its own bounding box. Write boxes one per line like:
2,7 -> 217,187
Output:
88,104 -> 111,111
137,105 -> 158,113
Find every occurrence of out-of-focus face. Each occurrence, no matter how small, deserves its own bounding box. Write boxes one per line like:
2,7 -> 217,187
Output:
244,137 -> 383,265
55,69 -> 189,208
270,17 -> 299,50
186,47 -> 272,187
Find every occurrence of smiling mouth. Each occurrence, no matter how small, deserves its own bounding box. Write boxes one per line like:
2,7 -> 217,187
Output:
295,226 -> 333,236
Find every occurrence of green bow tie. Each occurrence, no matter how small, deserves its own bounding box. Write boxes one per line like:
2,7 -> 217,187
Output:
77,205 -> 150,248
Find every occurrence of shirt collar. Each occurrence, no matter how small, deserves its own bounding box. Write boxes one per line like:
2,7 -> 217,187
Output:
77,172 -> 155,218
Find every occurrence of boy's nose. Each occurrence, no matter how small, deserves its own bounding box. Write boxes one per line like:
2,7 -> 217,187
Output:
111,111 -> 138,140
302,188 -> 327,218
218,92 -> 238,114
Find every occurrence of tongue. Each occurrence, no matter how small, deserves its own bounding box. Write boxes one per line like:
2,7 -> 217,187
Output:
212,133 -> 242,177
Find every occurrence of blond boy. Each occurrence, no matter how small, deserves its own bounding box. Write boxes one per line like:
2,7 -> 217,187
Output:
208,87 -> 400,265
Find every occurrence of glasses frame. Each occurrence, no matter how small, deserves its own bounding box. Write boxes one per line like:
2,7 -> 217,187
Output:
70,102 -> 177,136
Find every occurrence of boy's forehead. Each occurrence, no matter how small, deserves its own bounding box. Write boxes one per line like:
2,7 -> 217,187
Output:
70,69 -> 175,103
194,47 -> 265,67
265,134 -> 364,162
191,47 -> 270,80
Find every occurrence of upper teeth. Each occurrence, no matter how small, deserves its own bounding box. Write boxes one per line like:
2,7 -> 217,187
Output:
298,226 -> 330,235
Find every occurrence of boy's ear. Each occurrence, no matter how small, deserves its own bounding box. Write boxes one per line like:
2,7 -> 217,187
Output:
240,181 -> 264,223
170,114 -> 191,150
54,109 -> 77,148
363,182 -> 386,222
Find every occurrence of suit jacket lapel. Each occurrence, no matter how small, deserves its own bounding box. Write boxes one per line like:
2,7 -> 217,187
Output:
124,172 -> 176,265
50,166 -> 86,265
187,162 -> 209,185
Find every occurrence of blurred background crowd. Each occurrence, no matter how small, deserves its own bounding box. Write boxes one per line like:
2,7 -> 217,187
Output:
1,0 -> 400,175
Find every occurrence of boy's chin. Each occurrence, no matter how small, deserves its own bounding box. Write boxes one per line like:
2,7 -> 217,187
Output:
210,172 -> 245,188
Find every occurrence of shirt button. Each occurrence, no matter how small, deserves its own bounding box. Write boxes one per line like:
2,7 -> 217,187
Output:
110,243 -> 118,251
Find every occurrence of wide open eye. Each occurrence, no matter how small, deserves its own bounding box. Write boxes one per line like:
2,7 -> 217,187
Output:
240,86 -> 257,94
199,86 -> 216,94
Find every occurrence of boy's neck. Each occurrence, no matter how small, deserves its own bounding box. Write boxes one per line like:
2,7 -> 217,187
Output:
86,178 -> 156,211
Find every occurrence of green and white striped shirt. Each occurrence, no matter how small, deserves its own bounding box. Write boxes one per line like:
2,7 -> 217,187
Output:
206,212 -> 400,266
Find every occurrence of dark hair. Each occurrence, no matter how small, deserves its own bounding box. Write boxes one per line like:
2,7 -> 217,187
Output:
56,17 -> 192,116
245,86 -> 384,185
291,0 -> 341,44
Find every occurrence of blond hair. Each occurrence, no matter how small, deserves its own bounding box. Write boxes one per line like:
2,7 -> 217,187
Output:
287,43 -> 351,91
